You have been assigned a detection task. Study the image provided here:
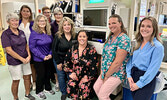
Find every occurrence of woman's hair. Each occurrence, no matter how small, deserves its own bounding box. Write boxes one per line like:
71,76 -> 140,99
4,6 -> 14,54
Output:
135,16 -> 162,50
77,30 -> 88,38
54,7 -> 63,15
19,5 -> 33,22
57,17 -> 76,39
6,13 -> 19,22
104,14 -> 127,45
32,14 -> 51,35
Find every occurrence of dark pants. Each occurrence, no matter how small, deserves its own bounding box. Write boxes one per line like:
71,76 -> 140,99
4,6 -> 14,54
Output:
123,87 -> 157,100
131,67 -> 156,100
50,58 -> 56,81
34,59 -> 52,94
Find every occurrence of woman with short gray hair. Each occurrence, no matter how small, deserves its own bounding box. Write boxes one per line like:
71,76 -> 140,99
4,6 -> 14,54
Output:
50,7 -> 64,92
1,13 -> 35,100
51,7 -> 63,38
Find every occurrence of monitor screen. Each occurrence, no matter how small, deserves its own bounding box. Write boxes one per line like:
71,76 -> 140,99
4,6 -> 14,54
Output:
83,9 -> 107,27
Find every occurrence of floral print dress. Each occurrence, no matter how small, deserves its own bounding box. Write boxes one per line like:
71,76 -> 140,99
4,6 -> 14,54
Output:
63,44 -> 98,100
101,34 -> 130,82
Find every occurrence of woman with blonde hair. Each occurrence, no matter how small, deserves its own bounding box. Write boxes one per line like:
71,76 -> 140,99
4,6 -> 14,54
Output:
52,17 -> 76,100
126,16 -> 164,100
29,15 -> 55,99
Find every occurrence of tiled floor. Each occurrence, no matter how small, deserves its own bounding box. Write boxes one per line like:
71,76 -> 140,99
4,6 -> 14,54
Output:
0,65 -> 68,100
0,64 -> 167,100
0,65 -> 99,100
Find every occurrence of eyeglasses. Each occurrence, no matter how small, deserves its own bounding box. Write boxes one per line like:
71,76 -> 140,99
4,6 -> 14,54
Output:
43,12 -> 50,14
55,14 -> 63,16
38,20 -> 46,23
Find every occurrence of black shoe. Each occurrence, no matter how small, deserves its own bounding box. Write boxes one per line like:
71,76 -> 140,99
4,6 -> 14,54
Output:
25,94 -> 35,100
61,94 -> 67,100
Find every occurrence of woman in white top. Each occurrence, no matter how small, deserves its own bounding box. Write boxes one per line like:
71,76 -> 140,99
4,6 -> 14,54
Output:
18,5 -> 36,90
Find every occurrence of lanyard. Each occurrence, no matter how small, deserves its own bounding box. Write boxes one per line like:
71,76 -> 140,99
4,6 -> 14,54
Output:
110,32 -> 122,44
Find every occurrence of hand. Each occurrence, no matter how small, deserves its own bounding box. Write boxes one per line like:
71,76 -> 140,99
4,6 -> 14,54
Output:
69,72 -> 78,80
131,83 -> 139,91
25,55 -> 31,63
21,58 -> 27,64
128,77 -> 134,89
64,67 -> 68,72
81,75 -> 88,83
57,63 -> 62,71
47,54 -> 52,59
99,74 -> 103,80
44,56 -> 49,61
103,76 -> 109,83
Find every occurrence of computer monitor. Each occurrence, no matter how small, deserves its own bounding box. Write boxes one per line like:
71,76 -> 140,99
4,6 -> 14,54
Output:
83,8 -> 108,28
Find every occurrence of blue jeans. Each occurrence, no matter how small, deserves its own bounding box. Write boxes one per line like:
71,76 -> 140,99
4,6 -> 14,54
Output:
53,59 -> 67,95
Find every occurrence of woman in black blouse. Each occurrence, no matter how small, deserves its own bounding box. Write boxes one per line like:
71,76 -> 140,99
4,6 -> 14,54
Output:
63,30 -> 98,100
52,17 -> 76,100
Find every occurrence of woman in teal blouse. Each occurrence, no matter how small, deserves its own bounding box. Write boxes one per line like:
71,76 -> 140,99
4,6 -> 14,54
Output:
126,16 -> 164,100
93,14 -> 131,100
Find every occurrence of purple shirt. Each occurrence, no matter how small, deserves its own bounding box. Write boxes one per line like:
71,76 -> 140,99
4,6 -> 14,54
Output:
1,27 -> 28,65
29,30 -> 53,62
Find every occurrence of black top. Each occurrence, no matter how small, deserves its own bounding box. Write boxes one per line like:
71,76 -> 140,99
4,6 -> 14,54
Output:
52,33 -> 76,64
50,20 -> 58,38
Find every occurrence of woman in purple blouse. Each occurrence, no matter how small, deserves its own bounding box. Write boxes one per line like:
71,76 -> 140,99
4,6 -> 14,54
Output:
29,15 -> 55,99
1,13 -> 35,100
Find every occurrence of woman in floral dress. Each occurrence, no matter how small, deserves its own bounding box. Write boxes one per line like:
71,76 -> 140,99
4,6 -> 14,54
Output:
93,14 -> 131,100
63,30 -> 98,100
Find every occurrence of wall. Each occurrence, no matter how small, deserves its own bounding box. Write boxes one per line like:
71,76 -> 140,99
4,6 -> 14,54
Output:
1,0 -> 34,3
0,0 -> 2,31
121,0 -> 132,8
45,0 -> 56,8
1,0 -> 54,7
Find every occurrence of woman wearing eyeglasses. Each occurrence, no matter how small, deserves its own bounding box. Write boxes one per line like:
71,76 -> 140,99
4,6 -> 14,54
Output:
42,6 -> 53,23
51,8 -> 64,91
29,15 -> 55,99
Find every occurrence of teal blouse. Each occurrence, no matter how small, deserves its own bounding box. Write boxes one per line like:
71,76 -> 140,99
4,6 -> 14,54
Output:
101,34 -> 131,82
